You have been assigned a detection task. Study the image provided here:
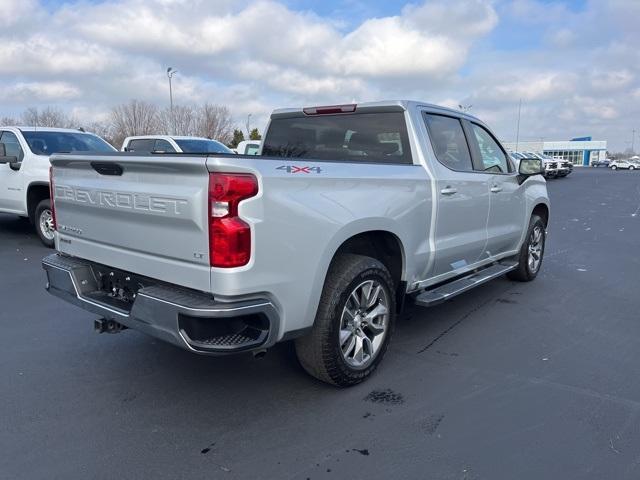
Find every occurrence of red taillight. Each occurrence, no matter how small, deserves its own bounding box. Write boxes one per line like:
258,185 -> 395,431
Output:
208,173 -> 258,268
303,104 -> 357,115
49,166 -> 57,231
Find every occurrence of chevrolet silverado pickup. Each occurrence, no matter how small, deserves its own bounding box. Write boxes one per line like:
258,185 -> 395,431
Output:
0,127 -> 116,246
42,101 -> 549,386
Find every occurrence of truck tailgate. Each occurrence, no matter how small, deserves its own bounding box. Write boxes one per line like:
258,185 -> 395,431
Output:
50,154 -> 211,292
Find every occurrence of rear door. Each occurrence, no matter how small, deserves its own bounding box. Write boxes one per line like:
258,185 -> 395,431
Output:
466,122 -> 525,255
51,154 -> 211,291
424,113 -> 490,277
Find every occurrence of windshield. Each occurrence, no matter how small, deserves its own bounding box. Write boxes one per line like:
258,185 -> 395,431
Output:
22,131 -> 115,155
262,112 -> 413,164
174,139 -> 232,154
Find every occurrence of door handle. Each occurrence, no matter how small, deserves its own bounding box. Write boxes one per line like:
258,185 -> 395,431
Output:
440,186 -> 457,196
490,185 -> 503,193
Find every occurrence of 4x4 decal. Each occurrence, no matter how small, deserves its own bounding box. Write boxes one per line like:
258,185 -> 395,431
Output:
276,165 -> 322,174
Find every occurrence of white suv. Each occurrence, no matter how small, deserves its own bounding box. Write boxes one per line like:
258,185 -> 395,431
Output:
610,160 -> 637,170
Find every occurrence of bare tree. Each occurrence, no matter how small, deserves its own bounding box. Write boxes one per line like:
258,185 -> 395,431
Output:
159,105 -> 197,136
22,106 -> 76,128
0,116 -> 18,126
195,104 -> 234,144
110,100 -> 160,147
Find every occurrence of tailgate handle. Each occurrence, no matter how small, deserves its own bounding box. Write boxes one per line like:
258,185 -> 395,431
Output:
91,162 -> 123,176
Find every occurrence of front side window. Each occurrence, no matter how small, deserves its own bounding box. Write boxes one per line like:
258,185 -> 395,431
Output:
127,139 -> 155,152
0,131 -> 25,162
470,124 -> 510,173
424,114 -> 473,171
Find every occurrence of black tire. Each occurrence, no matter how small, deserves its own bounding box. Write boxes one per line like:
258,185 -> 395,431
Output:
295,254 -> 396,387
611,165 -> 617,170
35,198 -> 55,248
630,166 -> 635,170
507,214 -> 546,282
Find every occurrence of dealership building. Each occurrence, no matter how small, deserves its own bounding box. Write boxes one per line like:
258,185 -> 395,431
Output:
503,137 -> 607,166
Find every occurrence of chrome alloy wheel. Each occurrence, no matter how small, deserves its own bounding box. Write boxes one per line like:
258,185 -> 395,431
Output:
339,280 -> 389,369
528,225 -> 544,273
39,208 -> 55,241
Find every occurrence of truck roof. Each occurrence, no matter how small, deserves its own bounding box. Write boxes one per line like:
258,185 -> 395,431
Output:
123,135 -> 215,142
271,100 -> 481,122
3,126 -> 93,133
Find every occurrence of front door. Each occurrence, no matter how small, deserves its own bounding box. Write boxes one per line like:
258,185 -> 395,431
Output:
467,123 -> 525,256
0,131 -> 26,213
423,113 -> 490,277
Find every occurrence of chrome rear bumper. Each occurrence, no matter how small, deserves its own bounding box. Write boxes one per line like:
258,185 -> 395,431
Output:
42,253 -> 279,354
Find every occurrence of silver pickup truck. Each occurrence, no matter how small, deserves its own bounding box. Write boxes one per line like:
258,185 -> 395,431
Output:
43,101 -> 549,386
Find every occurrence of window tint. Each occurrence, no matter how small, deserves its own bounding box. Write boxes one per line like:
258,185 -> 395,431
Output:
22,131 -> 114,155
0,131 -> 24,162
424,114 -> 473,171
154,139 -> 175,152
471,124 -> 510,173
262,112 -> 412,164
127,139 -> 155,152
174,139 -> 232,154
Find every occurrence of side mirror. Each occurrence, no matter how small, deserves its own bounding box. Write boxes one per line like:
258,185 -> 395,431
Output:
519,158 -> 543,176
0,143 -> 18,165
517,158 -> 543,184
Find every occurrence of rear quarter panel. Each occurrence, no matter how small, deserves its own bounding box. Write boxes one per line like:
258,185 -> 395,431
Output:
206,155 -> 431,337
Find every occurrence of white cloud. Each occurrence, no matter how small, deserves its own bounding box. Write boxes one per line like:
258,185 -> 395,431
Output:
0,0 -> 639,150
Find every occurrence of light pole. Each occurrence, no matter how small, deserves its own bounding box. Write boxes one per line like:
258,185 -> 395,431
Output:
515,99 -> 522,152
632,129 -> 636,154
167,67 -> 178,134
246,113 -> 252,138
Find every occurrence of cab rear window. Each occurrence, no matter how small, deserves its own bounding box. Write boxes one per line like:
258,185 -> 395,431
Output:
262,112 -> 412,164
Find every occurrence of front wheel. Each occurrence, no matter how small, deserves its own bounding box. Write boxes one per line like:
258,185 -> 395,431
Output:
295,254 -> 396,387
35,199 -> 55,248
508,214 -> 546,282
611,165 -> 618,170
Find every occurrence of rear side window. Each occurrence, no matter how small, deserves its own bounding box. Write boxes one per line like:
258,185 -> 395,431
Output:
470,124 -> 511,173
154,139 -> 176,153
262,112 -> 412,164
424,114 -> 473,171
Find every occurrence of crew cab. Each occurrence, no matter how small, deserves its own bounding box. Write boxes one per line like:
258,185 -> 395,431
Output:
122,135 -> 233,155
0,127 -> 115,246
43,101 -> 549,386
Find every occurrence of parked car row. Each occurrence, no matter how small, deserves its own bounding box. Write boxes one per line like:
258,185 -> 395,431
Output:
510,151 -> 573,179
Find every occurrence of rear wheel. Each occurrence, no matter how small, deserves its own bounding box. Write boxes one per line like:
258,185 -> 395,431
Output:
630,166 -> 635,170
295,254 -> 396,387
508,214 -> 546,282
35,199 -> 55,248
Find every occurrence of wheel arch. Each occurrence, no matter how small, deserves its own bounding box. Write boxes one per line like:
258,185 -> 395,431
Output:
26,182 -> 50,223
306,222 -> 408,325
532,202 -> 549,226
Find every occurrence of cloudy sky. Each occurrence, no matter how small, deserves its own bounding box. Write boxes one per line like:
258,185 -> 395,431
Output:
1,0 -> 639,150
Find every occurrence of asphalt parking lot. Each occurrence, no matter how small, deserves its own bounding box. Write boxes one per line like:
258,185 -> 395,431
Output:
2,168 -> 640,479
